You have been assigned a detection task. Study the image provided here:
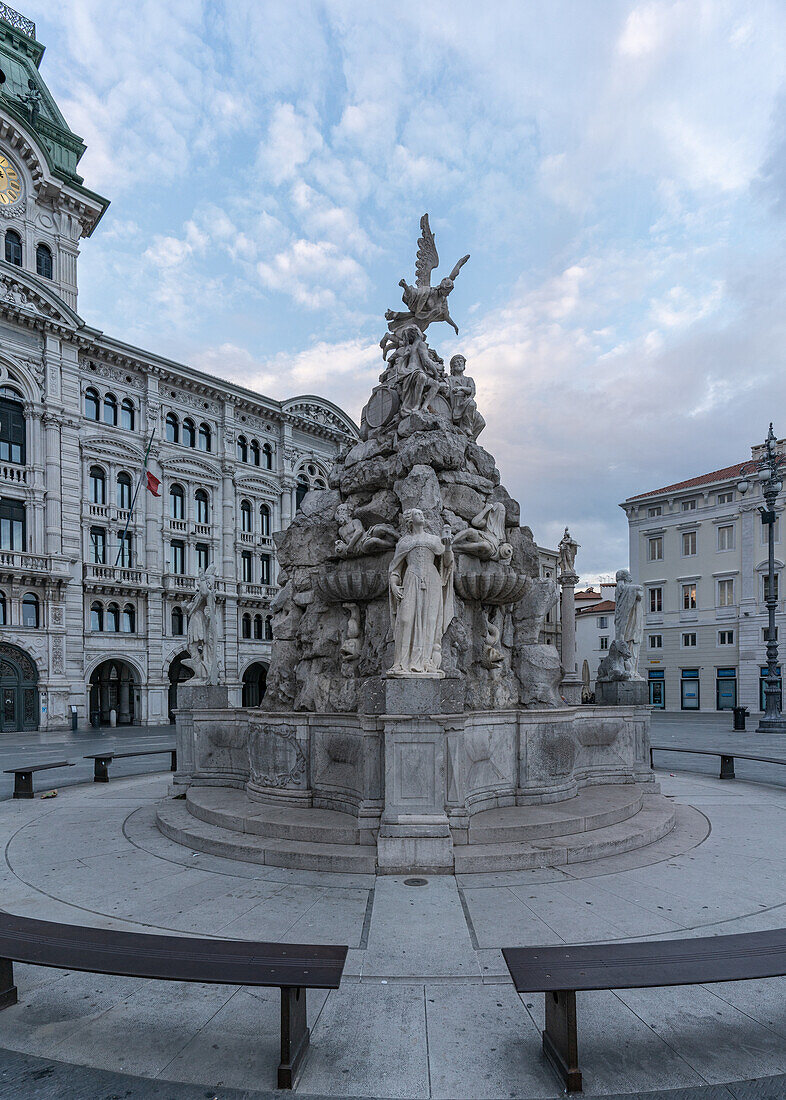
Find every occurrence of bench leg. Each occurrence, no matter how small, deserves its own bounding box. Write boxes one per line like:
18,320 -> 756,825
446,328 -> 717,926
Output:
0,959 -> 17,1010
720,755 -> 735,780
170,750 -> 177,772
13,772 -> 33,799
278,986 -> 309,1089
543,989 -> 582,1093
93,757 -> 110,783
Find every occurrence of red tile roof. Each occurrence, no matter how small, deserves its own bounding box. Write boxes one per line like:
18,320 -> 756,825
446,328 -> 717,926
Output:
626,460 -> 748,502
577,599 -> 616,615
575,589 -> 600,599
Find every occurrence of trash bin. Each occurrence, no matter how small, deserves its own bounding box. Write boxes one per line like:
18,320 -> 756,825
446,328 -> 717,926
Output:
732,706 -> 749,731
70,705 -> 78,732
90,709 -> 101,729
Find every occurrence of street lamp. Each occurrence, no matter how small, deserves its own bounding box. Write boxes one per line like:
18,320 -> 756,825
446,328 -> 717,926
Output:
738,423 -> 786,733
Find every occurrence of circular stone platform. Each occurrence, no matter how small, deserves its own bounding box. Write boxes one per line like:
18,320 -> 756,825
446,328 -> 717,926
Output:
2,768 -> 786,1099
156,782 -> 676,874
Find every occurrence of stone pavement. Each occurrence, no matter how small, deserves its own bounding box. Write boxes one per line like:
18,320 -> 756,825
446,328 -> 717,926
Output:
0,767 -> 785,1098
651,711 -> 786,787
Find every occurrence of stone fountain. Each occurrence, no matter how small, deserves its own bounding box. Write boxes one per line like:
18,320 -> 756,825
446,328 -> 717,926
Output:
159,215 -> 673,874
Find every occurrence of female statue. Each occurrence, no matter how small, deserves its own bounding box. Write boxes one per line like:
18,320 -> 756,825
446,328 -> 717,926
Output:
185,564 -> 219,683
388,509 -> 455,676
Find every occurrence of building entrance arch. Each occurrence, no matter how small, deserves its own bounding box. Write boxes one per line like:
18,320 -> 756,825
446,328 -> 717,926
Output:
242,662 -> 268,708
0,641 -> 39,732
168,651 -> 194,723
89,659 -> 139,726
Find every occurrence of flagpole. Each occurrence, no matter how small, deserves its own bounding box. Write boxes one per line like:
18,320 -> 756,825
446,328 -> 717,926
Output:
114,425 -> 156,568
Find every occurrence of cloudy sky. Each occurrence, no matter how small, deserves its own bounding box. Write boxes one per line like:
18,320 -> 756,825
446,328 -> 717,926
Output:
27,0 -> 786,580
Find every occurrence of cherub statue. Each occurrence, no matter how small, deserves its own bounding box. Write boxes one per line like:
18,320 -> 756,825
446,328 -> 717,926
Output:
448,354 -> 485,439
335,502 -> 399,558
382,214 -> 470,344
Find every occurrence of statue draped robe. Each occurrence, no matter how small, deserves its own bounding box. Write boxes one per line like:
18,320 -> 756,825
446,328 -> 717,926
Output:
389,532 -> 454,675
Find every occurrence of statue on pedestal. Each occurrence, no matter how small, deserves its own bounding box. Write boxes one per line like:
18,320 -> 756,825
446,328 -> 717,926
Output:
185,564 -> 220,684
614,568 -> 644,679
452,502 -> 513,563
558,527 -> 579,579
388,509 -> 455,676
448,355 -> 485,439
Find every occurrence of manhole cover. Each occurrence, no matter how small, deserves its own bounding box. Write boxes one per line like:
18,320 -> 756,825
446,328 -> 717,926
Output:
404,877 -> 428,887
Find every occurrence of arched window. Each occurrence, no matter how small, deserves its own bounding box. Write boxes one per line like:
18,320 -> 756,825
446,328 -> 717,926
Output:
241,613 -> 252,639
170,484 -> 185,520
35,243 -> 53,279
240,499 -> 252,532
253,614 -> 262,639
171,606 -> 184,636
250,439 -> 260,466
296,473 -> 309,511
120,399 -> 135,431
313,476 -> 327,490
182,418 -> 196,448
260,554 -> 272,585
195,489 -> 209,524
260,504 -> 271,537
84,388 -> 100,421
90,600 -> 103,632
237,435 -> 248,463
198,423 -> 211,452
106,602 -> 120,632
22,592 -> 39,628
117,472 -> 132,510
89,465 -> 105,505
103,392 -> 117,426
262,442 -> 273,470
0,590 -> 5,626
5,229 -> 21,266
122,604 -> 135,633
165,412 -> 179,443
0,387 -> 24,464
264,615 -> 273,641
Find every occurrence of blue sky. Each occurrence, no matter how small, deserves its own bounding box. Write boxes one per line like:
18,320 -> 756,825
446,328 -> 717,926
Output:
27,0 -> 786,579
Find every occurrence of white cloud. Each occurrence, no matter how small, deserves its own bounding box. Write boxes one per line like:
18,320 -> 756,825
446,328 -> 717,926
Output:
258,103 -> 323,186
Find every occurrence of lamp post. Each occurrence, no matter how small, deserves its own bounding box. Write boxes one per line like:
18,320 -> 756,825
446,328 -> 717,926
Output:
738,423 -> 786,733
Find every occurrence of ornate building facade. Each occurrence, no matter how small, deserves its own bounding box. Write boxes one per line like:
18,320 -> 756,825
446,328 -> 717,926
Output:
0,6 -> 357,732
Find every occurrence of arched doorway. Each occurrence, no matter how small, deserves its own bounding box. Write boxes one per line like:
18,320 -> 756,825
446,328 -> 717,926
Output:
242,662 -> 268,708
168,651 -> 194,723
0,642 -> 38,732
89,659 -> 138,726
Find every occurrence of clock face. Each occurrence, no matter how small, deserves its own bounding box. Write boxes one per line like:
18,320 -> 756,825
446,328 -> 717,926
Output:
0,155 -> 21,206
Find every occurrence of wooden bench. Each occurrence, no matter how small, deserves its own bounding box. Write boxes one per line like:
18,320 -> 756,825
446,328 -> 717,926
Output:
651,743 -> 786,781
0,911 -> 346,1088
84,747 -> 177,782
503,928 -> 786,1093
3,761 -> 73,799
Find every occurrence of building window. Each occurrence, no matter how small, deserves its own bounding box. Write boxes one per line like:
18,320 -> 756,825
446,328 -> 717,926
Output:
237,435 -> 248,463
260,504 -> 271,537
718,630 -> 734,646
89,466 -> 105,505
117,531 -> 133,568
0,393 -> 24,463
264,615 -> 273,641
648,634 -> 663,648
169,484 -> 185,520
682,583 -> 697,610
198,423 -> 211,452
762,517 -> 780,544
253,614 -> 262,639
649,586 -> 663,613
599,636 -> 609,650
90,601 -> 103,631
240,499 -> 252,532
682,632 -> 697,647
170,540 -> 185,574
106,602 -> 120,633
764,574 -> 780,602
0,590 -> 5,625
103,393 -> 117,426
718,525 -> 735,551
84,388 -> 100,421
648,536 -> 663,561
0,498 -> 24,550
647,505 -> 662,517
764,626 -> 779,642
717,491 -> 734,505
262,442 -> 273,470
120,399 -> 135,431
122,603 -> 135,633
241,550 -> 253,582
598,616 -> 608,629
165,413 -> 179,443
5,229 -> 21,266
182,418 -> 196,448
195,489 -> 209,524
260,553 -> 271,585
22,592 -> 38,628
171,606 -> 184,636
35,242 -> 52,279
681,499 -> 697,512
681,531 -> 697,556
718,578 -> 734,607
681,668 -> 700,710
242,613 -> 252,639
250,439 -> 260,466
117,472 -> 132,510
90,526 -> 106,564
196,543 -> 209,571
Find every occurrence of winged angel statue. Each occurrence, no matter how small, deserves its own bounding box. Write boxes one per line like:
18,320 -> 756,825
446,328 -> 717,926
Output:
383,214 -> 470,346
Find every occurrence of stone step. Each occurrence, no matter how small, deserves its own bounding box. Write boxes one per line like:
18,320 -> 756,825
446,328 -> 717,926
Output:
454,796 -> 676,874
467,784 -> 644,845
156,799 -> 377,874
186,787 -> 361,845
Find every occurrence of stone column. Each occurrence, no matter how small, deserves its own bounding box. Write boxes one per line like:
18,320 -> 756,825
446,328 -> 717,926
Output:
119,679 -> 131,724
42,413 -> 62,555
558,569 -> 582,705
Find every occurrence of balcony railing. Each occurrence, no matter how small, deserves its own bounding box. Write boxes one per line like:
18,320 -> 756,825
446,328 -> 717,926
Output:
0,4 -> 35,38
0,549 -> 54,574
0,463 -> 26,485
83,563 -> 148,589
238,582 -> 277,601
87,503 -> 110,520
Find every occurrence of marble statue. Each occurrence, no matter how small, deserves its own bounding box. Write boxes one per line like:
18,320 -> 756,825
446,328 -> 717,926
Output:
452,502 -> 513,563
388,509 -> 455,677
383,214 -> 470,342
340,603 -> 362,666
614,568 -> 644,679
448,355 -> 485,439
335,503 -> 399,557
381,323 -> 449,415
185,564 -> 220,684
558,527 -> 579,576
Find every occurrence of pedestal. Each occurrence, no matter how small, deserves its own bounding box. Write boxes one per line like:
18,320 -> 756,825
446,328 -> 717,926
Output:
173,683 -> 231,789
559,570 -> 583,704
595,679 -> 648,706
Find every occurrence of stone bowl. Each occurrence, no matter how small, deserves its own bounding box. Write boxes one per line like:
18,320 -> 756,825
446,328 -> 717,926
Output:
316,559 -> 388,603
453,561 -> 529,604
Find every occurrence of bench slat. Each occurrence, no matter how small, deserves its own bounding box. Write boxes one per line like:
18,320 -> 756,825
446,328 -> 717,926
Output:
3,762 -> 70,775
